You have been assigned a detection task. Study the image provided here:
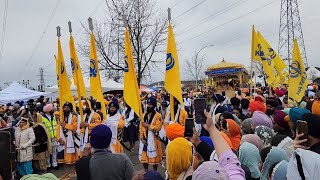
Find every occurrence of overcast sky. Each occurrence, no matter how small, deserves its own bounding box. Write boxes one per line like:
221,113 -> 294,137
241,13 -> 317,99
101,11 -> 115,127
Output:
0,0 -> 319,88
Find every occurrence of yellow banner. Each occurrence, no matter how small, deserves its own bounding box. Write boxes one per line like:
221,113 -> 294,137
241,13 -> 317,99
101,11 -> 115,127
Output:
89,32 -> 107,121
257,32 -> 287,78
251,26 -> 275,84
57,37 -> 76,117
70,35 -> 87,98
288,39 -> 309,102
123,27 -> 142,117
69,34 -> 85,123
164,23 -> 184,121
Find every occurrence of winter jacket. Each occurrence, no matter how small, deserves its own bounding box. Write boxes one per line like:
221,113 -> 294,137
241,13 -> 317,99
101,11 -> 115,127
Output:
15,127 -> 35,162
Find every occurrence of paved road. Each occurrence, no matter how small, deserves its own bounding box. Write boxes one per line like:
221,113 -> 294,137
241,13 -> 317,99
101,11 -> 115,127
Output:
49,142 -> 165,180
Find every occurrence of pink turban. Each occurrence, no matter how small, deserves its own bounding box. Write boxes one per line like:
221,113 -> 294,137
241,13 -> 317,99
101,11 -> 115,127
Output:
43,104 -> 53,113
252,111 -> 273,129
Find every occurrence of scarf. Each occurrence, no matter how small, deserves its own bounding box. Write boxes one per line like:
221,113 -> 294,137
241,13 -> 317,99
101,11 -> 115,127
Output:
239,142 -> 261,178
255,125 -> 274,147
104,112 -> 120,148
34,113 -> 52,154
165,106 -> 181,124
59,113 -> 75,154
241,134 -> 264,152
226,119 -> 241,150
261,147 -> 288,180
83,110 -> 94,145
277,136 -> 294,159
167,137 -> 193,180
287,148 -> 320,180
139,111 -> 157,160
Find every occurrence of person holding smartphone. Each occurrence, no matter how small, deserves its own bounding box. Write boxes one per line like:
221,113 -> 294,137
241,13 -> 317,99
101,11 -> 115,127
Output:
293,113 -> 320,154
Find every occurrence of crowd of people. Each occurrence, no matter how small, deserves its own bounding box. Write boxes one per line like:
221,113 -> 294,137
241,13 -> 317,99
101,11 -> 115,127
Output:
1,84 -> 320,180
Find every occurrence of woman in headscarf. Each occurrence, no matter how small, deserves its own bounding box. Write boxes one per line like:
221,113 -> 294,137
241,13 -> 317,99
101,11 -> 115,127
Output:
241,134 -> 264,152
255,125 -> 274,147
31,111 -> 51,172
260,146 -> 288,180
269,160 -> 288,180
166,137 -> 193,180
15,117 -> 36,176
238,142 -> 261,179
221,119 -> 241,151
191,110 -> 245,179
241,118 -> 253,134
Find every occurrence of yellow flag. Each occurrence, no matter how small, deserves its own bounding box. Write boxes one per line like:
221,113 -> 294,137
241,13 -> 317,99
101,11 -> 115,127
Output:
164,23 -> 184,121
69,33 -> 86,123
57,37 -> 76,117
123,27 -> 142,117
251,25 -> 261,61
70,34 -> 87,98
89,32 -> 107,121
288,39 -> 309,102
251,28 -> 275,84
257,32 -> 286,77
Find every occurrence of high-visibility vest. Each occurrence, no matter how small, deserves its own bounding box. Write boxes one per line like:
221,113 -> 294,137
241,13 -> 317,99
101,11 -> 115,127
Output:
42,115 -> 57,138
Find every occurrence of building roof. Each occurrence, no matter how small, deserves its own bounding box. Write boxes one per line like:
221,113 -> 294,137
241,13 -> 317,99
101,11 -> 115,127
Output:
207,58 -> 244,70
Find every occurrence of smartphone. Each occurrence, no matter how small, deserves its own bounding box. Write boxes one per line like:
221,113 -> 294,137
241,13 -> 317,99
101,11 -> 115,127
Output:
297,120 -> 308,145
184,118 -> 194,137
194,98 -> 207,124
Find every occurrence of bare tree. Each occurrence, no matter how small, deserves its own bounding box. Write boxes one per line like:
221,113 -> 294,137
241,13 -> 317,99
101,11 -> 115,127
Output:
78,0 -> 168,84
184,52 -> 206,88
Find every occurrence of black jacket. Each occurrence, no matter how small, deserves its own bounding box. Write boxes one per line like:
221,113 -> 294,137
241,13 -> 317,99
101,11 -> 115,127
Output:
75,156 -> 91,180
33,125 -> 48,153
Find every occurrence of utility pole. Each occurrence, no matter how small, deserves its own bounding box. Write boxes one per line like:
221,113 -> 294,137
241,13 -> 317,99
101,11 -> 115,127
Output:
278,0 -> 308,68
38,67 -> 45,91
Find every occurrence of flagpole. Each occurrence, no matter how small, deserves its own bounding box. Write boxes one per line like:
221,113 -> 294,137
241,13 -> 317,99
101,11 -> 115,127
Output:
56,26 -> 63,123
69,21 -> 85,124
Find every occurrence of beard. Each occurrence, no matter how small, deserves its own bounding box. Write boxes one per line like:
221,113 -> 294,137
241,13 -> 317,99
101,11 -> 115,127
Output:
266,109 -> 275,116
63,110 -> 70,115
85,109 -> 91,115
147,107 -> 154,113
109,110 -> 117,116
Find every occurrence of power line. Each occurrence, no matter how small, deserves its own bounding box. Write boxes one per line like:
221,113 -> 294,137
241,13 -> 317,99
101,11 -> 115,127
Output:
180,0 -> 278,43
0,0 -> 9,63
177,0 -> 249,36
19,0 -> 61,77
171,0 -> 184,8
39,0 -> 106,72
173,0 -> 208,20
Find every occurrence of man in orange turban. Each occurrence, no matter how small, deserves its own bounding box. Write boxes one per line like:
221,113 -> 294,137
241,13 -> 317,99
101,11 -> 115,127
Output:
165,123 -> 184,141
248,101 -> 266,117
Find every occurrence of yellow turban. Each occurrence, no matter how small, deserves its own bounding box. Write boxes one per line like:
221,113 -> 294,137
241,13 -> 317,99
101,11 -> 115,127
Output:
166,137 -> 193,180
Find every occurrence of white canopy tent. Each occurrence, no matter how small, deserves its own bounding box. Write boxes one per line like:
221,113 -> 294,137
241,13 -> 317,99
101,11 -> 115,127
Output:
0,81 -> 52,104
46,78 -> 124,97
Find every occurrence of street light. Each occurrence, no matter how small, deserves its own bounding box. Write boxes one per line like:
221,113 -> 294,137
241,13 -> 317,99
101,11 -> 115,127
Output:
195,44 -> 215,89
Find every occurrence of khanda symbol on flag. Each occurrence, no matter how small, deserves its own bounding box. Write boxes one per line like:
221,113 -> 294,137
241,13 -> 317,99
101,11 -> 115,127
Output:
288,39 -> 309,102
124,56 -> 129,72
290,60 -> 302,78
166,53 -> 175,71
90,59 -> 97,77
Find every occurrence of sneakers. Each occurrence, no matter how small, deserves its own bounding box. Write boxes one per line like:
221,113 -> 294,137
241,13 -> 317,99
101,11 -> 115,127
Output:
53,166 -> 59,170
